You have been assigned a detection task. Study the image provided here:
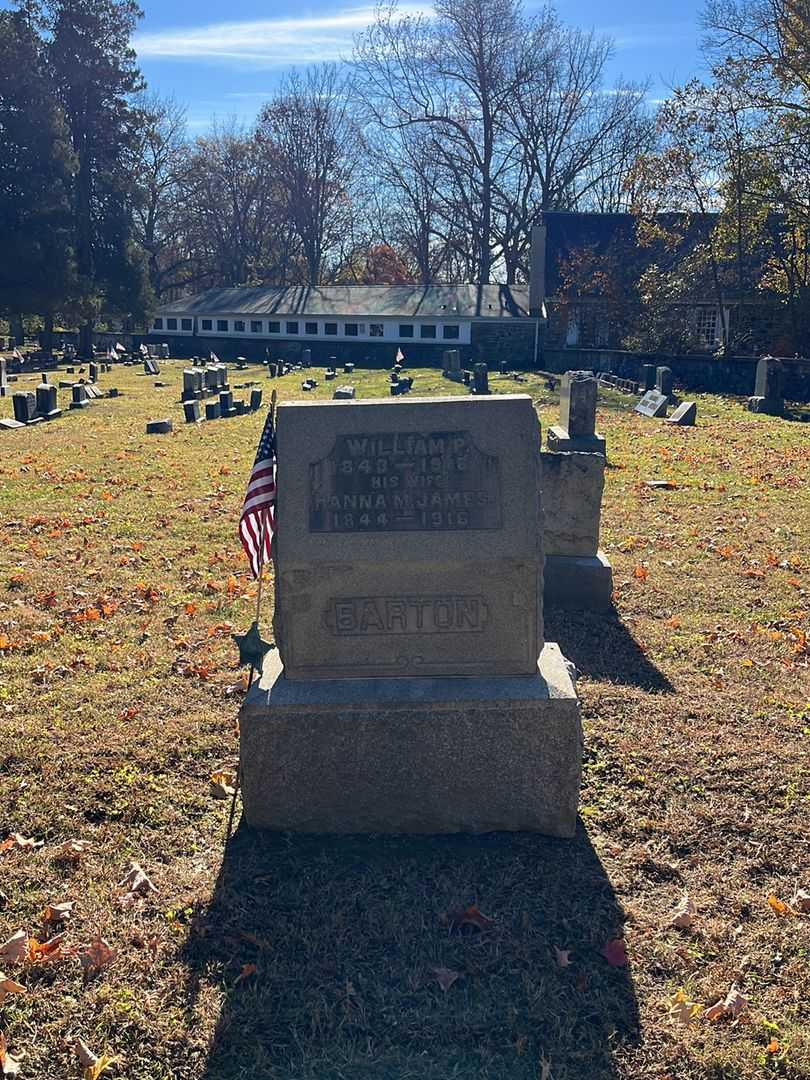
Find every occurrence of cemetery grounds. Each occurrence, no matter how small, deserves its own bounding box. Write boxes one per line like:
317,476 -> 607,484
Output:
0,361 -> 808,1080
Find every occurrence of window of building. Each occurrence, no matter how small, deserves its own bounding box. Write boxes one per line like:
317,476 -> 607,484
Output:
345,323 -> 359,336
250,320 -> 262,334
268,321 -> 280,334
324,322 -> 338,335
167,318 -> 177,330
201,319 -> 212,331
305,321 -> 318,335
399,324 -> 414,338
286,321 -> 299,335
442,324 -> 460,340
181,318 -> 193,332
696,307 -> 719,346
420,324 -> 437,339
153,318 -> 163,330
234,320 -> 245,332
369,323 -> 384,338
217,320 -> 228,332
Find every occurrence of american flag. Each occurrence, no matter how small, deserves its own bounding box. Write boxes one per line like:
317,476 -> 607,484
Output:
239,407 -> 277,578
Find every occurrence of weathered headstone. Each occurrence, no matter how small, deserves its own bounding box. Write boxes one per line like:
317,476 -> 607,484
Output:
146,418 -> 172,434
0,418 -> 25,431
219,390 -> 236,417
12,392 -> 38,424
182,368 -> 204,401
35,381 -> 60,421
547,371 -> 605,454
302,348 -> 311,368
747,356 -> 784,416
343,362 -> 355,375
301,379 -> 318,392
69,384 -> 89,410
656,365 -> 673,401
666,401 -> 697,426
234,399 -> 247,415
88,362 -> 99,383
471,363 -> 489,395
332,385 -> 355,400
0,357 -> 7,398
183,400 -> 202,424
205,401 -> 221,421
541,451 -> 612,611
241,394 -> 580,836
390,377 -> 413,396
325,368 -> 337,381
442,349 -> 462,382
250,388 -> 263,412
159,343 -> 170,360
641,364 -> 656,391
107,388 -> 119,398
635,390 -> 669,418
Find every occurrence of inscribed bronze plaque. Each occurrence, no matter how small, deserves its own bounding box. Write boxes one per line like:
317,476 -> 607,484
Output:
309,430 -> 501,533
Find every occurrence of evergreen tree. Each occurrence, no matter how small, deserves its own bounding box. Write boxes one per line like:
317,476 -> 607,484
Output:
0,8 -> 75,350
19,0 -> 150,354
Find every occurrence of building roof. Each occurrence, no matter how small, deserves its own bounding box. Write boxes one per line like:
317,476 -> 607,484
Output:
155,284 -> 531,320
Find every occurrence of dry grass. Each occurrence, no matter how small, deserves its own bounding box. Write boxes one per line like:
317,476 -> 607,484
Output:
0,360 -> 808,1080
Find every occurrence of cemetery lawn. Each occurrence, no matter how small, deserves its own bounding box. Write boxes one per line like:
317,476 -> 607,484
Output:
0,361 -> 808,1080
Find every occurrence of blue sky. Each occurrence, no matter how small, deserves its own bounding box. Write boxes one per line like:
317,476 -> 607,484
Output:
3,0 -> 709,131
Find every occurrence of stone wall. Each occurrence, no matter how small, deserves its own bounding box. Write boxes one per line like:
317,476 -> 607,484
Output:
542,346 -> 810,402
471,321 -> 539,368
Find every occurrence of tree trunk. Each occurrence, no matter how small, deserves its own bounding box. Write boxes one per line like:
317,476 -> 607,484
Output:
79,321 -> 94,358
10,314 -> 24,347
42,314 -> 54,355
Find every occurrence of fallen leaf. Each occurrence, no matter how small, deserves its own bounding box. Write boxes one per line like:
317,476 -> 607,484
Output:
5,834 -> 43,851
724,985 -> 747,1018
768,894 -> 789,916
554,947 -> 571,968
705,1001 -> 726,1022
234,962 -> 257,986
601,938 -> 628,967
0,932 -> 28,966
669,894 -> 696,930
632,565 -> 648,581
210,770 -> 236,799
0,973 -> 26,1005
767,1038 -> 780,1054
791,889 -> 810,913
28,933 -> 70,964
644,479 -> 677,490
667,988 -> 702,1024
448,904 -> 495,932
42,901 -> 74,927
117,862 -> 157,905
430,966 -> 461,992
55,838 -> 91,862
0,1031 -> 22,1076
78,938 -> 115,978
68,1037 -> 117,1080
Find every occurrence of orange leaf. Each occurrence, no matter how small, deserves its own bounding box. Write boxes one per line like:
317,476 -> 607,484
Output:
184,602 -> 197,616
448,904 -> 494,932
768,894 -> 789,916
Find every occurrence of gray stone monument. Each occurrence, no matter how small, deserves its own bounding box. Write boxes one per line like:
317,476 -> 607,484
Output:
635,390 -> 669,418
547,371 -> 605,454
641,364 -> 656,391
442,349 -> 462,382
747,356 -> 784,416
35,381 -> 60,421
205,401 -> 221,421
0,357 -> 7,398
656,366 -> 674,401
240,394 -> 581,836
541,452 -> 612,610
666,401 -> 697,426
69,384 -> 89,410
183,400 -> 202,424
12,392 -> 39,425
471,363 -> 489,395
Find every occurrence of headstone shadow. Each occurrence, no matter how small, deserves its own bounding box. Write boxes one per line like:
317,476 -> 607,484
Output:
182,825 -> 639,1080
546,609 -> 674,692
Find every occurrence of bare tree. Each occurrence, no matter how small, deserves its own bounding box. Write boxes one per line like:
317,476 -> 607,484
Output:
256,64 -> 362,284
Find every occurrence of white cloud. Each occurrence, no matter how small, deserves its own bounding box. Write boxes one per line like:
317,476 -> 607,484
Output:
134,5 -> 431,67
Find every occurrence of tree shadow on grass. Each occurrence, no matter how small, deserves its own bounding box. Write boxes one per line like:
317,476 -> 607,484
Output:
545,609 -> 674,692
183,824 -> 639,1080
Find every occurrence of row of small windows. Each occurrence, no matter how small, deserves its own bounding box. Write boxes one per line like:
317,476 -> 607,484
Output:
152,317 -> 461,340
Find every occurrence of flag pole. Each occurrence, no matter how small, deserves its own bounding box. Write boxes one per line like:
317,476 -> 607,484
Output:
226,390 -> 277,841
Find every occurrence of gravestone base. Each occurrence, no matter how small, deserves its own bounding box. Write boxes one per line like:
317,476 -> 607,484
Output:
544,553 -> 613,611
546,425 -> 606,455
747,394 -> 783,416
240,643 -> 581,837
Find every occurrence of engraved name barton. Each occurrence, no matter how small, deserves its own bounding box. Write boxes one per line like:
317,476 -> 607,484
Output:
309,430 -> 501,532
325,595 -> 490,635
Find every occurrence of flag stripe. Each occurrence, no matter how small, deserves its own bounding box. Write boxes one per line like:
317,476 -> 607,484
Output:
239,407 -> 277,578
